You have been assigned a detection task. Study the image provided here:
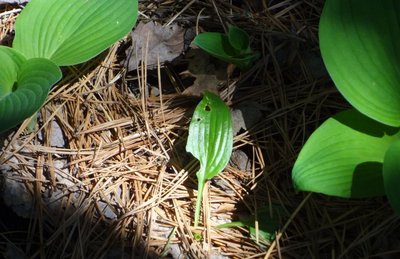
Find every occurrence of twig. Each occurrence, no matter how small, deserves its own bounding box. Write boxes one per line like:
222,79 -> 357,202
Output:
0,8 -> 21,18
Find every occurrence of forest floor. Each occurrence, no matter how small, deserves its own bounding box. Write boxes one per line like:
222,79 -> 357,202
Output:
0,1 -> 399,258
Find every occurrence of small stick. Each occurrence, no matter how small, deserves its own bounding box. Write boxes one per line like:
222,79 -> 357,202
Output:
0,8 -> 21,18
165,0 -> 196,27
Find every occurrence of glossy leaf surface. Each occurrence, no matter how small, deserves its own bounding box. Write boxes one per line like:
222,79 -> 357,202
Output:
228,25 -> 250,53
186,91 -> 233,183
194,33 -> 240,58
0,46 -> 26,99
320,0 -> 400,126
383,139 -> 400,215
186,91 -> 233,227
193,28 -> 259,69
0,47 -> 62,133
13,0 -> 138,66
292,109 -> 400,198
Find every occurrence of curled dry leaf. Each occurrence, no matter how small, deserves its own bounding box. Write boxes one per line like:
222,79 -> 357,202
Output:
124,21 -> 186,71
182,49 -> 227,96
231,101 -> 263,135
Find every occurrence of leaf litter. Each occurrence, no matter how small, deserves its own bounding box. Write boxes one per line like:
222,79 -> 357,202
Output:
124,21 -> 187,71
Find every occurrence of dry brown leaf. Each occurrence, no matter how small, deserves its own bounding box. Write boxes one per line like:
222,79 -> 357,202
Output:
182,49 -> 227,96
232,101 -> 263,136
125,21 -> 186,71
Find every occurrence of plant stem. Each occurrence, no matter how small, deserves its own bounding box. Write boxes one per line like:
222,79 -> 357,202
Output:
194,180 -> 205,228
216,221 -> 246,229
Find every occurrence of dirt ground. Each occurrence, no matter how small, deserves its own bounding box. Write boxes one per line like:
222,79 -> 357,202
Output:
0,1 -> 400,258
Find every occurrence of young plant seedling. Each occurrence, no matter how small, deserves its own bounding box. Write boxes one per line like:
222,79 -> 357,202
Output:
186,91 -> 233,239
292,0 -> 400,214
193,25 -> 259,69
217,206 -> 284,247
0,0 -> 138,133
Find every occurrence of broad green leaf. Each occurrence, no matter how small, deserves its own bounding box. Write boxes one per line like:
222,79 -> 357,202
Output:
228,25 -> 250,53
383,139 -> 400,215
0,46 -> 26,99
186,91 -> 233,183
194,32 -> 240,59
292,109 -> 400,198
320,0 -> 400,126
186,91 -> 233,227
0,55 -> 62,133
13,0 -> 138,66
193,32 -> 259,69
225,52 -> 260,70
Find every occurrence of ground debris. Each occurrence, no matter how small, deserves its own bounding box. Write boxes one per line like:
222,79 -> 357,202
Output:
124,21 -> 189,71
0,0 -> 28,4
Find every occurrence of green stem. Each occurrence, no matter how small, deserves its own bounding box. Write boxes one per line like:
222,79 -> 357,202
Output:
194,180 -> 205,228
216,221 -> 246,229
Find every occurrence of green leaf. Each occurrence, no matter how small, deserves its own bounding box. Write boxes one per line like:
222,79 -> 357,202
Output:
186,91 -> 233,227
227,52 -> 260,70
218,220 -> 275,245
217,206 -> 284,245
193,32 -> 259,69
228,25 -> 250,53
0,48 -> 62,133
186,91 -> 233,182
292,109 -> 400,198
13,0 -> 138,66
194,32 -> 240,58
0,46 -> 26,99
320,0 -> 400,126
383,139 -> 400,215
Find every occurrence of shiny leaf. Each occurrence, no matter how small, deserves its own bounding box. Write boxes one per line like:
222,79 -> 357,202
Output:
0,48 -> 61,133
228,25 -> 250,53
186,91 -> 233,227
320,0 -> 400,126
193,31 -> 259,69
0,46 -> 26,99
292,109 -> 400,198
13,0 -> 138,66
383,139 -> 400,215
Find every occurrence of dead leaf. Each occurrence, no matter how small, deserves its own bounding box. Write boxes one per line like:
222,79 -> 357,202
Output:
182,73 -> 220,96
182,49 -> 227,96
231,101 -> 263,135
124,21 -> 186,71
230,149 -> 251,172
